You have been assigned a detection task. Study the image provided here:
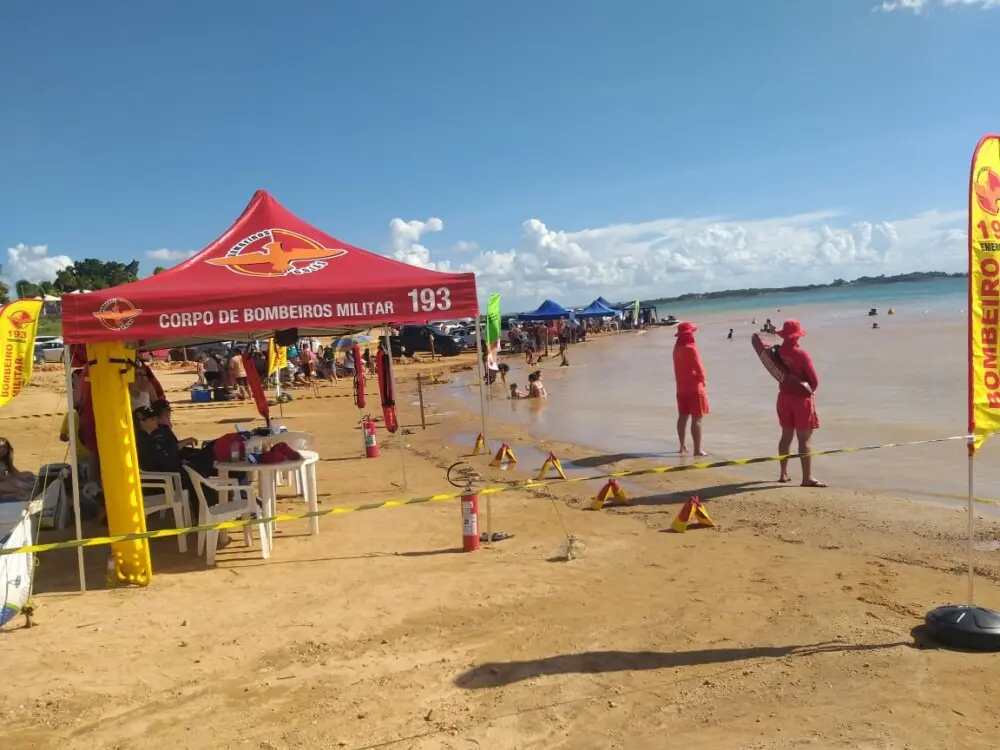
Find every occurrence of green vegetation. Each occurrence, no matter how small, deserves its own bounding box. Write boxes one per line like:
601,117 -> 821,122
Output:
8,259 -> 141,302
36,315 -> 63,337
644,271 -> 965,306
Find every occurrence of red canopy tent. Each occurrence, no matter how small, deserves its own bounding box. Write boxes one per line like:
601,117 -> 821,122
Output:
61,190 -> 479,347
57,192 -> 488,593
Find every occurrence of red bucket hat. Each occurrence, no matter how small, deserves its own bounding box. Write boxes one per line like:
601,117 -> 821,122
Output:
777,319 -> 805,339
675,321 -> 697,337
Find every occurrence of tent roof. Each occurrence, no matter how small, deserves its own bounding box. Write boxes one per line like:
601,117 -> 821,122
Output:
576,298 -> 617,317
516,299 -> 569,321
61,190 -> 478,348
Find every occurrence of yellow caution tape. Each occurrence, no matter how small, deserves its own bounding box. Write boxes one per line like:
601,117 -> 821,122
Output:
0,433 -> 976,557
0,389 -> 381,421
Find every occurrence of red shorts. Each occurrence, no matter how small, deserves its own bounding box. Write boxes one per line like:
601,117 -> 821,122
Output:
777,393 -> 819,431
676,391 -> 709,417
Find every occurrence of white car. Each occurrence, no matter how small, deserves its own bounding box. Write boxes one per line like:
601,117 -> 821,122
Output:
34,340 -> 65,364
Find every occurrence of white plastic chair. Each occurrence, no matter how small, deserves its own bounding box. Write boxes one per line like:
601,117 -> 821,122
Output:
140,471 -> 190,553
183,465 -> 270,566
272,431 -> 314,496
35,468 -> 70,530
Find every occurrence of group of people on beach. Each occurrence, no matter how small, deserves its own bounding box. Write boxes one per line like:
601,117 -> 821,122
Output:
672,319 -> 826,487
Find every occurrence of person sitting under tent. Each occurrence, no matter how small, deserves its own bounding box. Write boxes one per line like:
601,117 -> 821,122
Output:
134,406 -> 235,549
0,438 -> 37,503
129,364 -> 160,410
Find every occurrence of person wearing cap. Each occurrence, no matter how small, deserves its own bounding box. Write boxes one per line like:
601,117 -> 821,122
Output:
150,400 -> 197,452
673,321 -> 708,456
775,320 -> 826,487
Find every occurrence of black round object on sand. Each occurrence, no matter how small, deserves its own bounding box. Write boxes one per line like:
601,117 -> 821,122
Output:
924,605 -> 1000,651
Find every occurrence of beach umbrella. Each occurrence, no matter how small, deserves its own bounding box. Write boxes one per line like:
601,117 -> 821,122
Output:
332,334 -> 373,349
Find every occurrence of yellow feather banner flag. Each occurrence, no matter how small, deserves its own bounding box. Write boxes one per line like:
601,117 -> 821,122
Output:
0,299 -> 43,408
968,135 -> 1000,451
267,341 -> 287,375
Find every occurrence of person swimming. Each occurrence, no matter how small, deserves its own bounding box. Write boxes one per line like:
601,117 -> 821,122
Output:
509,383 -> 526,399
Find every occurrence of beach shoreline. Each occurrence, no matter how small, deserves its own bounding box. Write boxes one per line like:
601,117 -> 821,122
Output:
1,347 -> 999,748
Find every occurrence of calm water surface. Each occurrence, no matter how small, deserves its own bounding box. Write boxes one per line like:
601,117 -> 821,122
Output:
455,278 -> 1000,505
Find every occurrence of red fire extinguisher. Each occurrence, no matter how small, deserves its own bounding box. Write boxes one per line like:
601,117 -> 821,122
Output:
461,489 -> 480,552
363,415 -> 379,459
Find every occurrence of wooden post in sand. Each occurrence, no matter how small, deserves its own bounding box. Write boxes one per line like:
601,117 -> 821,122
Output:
417,373 -> 427,430
428,334 -> 436,361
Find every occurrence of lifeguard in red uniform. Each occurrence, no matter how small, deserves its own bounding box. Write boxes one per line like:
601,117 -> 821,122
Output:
673,321 -> 708,456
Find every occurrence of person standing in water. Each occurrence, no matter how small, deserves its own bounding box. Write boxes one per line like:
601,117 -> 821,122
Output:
672,322 -> 708,456
775,319 -> 826,487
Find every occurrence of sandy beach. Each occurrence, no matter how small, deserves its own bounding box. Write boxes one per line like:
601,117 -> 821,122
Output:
2,329 -> 1000,750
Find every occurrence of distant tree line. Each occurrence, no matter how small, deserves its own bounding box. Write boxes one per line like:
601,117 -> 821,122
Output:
0,258 -> 145,304
646,270 -> 966,306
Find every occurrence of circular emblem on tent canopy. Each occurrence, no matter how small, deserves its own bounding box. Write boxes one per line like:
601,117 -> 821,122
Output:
6,310 -> 34,330
93,298 -> 142,332
206,229 -> 347,278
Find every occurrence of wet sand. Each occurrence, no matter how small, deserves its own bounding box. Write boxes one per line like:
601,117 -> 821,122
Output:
1,344 -> 999,749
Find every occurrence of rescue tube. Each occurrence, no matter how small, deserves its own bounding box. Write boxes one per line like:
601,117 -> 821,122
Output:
375,344 -> 398,433
241,353 -> 270,424
353,343 -> 366,410
751,333 -> 812,396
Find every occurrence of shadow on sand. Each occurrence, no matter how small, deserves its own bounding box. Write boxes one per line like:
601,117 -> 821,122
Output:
624,480 -> 776,507
454,640 -> 911,689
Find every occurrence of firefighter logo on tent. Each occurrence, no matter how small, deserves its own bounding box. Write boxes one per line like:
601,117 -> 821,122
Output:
93,298 -> 142,332
206,229 -> 347,278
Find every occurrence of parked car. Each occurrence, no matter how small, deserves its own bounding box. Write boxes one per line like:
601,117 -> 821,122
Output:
450,326 -> 478,350
396,324 -> 463,357
33,340 -> 65,364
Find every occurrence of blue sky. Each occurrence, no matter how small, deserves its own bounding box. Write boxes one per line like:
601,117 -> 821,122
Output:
2,0 -> 997,307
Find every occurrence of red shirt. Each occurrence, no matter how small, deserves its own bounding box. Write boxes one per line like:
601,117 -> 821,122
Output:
673,341 -> 706,394
777,341 -> 818,396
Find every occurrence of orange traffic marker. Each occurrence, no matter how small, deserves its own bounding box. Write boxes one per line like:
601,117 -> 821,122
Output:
472,433 -> 486,456
490,443 -> 518,467
537,451 -> 567,480
592,478 -> 628,510
670,495 -> 715,533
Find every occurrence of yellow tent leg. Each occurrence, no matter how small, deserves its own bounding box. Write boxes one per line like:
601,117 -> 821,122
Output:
87,342 -> 152,585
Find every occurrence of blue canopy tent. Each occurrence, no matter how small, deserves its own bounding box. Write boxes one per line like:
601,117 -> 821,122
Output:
575,299 -> 617,318
517,299 -> 570,321
594,297 -> 623,318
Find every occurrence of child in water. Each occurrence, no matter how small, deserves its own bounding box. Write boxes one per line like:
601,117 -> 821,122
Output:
528,370 -> 547,398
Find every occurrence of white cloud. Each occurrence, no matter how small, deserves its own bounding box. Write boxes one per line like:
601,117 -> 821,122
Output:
146,248 -> 195,262
452,240 -> 479,252
387,217 -> 450,271
387,207 -> 967,310
876,0 -> 1000,12
2,243 -> 73,285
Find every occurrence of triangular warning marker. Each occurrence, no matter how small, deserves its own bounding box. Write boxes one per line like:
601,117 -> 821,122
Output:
592,478 -> 629,510
537,451 -> 567,480
489,443 -> 517,467
471,433 -> 486,456
670,495 -> 715,533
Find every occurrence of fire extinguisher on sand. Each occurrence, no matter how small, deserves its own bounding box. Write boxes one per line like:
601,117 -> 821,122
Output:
363,415 -> 379,459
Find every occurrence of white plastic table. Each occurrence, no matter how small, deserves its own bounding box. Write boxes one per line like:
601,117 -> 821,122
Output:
215,457 -> 307,538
